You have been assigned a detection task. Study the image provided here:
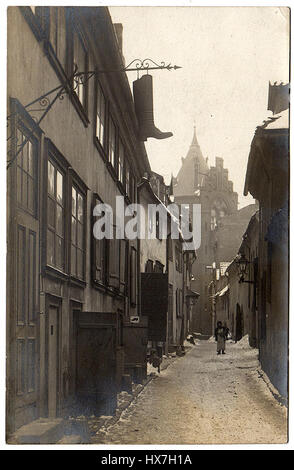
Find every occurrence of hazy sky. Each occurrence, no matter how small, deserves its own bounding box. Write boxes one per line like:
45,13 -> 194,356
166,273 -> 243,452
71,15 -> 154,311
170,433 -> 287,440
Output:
109,6 -> 289,207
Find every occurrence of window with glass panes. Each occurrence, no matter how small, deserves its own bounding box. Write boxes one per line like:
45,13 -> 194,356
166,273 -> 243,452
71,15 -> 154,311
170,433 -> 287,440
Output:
108,115 -> 116,168
47,159 -> 65,270
73,29 -> 87,107
96,83 -> 106,146
118,138 -> 124,184
71,186 -> 85,279
16,128 -> 37,216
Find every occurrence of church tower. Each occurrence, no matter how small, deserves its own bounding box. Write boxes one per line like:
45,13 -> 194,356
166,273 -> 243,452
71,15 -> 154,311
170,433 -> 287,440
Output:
174,126 -> 209,197
174,128 -> 239,335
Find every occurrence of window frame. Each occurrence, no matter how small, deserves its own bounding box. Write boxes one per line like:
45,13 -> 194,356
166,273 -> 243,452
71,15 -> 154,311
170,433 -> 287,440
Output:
72,27 -> 88,109
10,99 -> 41,220
43,139 -> 70,279
118,137 -> 125,187
91,193 -> 108,289
91,193 -> 128,297
108,113 -> 117,172
95,80 -> 107,150
46,153 -> 66,272
16,123 -> 39,218
66,9 -> 90,126
125,160 -> 130,198
70,176 -> 87,282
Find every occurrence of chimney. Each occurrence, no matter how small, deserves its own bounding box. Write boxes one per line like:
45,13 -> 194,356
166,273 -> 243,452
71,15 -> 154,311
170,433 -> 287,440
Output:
113,23 -> 125,64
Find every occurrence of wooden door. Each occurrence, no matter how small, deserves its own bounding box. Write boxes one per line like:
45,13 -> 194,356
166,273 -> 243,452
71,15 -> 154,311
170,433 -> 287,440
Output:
14,224 -> 39,429
76,312 -> 117,415
141,273 -> 168,342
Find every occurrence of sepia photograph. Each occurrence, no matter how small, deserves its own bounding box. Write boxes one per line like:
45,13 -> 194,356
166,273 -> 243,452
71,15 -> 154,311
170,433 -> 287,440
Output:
4,2 -> 290,449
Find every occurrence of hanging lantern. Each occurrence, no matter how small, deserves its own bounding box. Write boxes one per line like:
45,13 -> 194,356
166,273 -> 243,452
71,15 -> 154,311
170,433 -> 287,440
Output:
236,253 -> 249,282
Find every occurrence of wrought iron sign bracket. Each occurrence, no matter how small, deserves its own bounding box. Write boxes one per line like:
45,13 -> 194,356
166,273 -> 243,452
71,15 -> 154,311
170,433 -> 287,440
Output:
7,59 -> 181,169
118,58 -> 182,75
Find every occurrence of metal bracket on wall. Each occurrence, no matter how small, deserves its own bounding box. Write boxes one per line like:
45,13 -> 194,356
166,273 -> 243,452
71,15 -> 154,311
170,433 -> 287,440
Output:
7,59 -> 182,169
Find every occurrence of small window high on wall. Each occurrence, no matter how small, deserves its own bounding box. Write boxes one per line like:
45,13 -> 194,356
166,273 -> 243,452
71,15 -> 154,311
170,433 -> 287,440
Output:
96,82 -> 106,147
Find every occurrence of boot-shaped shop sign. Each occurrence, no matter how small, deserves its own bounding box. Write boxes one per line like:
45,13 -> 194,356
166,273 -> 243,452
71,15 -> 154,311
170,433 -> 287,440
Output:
133,74 -> 173,141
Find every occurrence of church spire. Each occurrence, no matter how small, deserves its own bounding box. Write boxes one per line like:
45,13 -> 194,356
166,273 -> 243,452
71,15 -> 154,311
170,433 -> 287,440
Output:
173,126 -> 209,197
191,123 -> 199,147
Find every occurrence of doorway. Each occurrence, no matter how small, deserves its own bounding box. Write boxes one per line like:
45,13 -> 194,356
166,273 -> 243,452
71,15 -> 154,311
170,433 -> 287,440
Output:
75,312 -> 117,415
47,305 -> 60,418
235,303 -> 243,342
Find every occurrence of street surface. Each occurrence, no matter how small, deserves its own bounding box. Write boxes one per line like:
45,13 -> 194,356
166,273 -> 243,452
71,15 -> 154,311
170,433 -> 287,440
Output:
92,339 -> 287,445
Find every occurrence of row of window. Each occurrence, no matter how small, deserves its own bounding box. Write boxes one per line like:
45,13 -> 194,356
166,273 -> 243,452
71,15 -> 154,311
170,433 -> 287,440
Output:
95,82 -> 137,202
167,237 -> 184,272
14,108 -> 137,303
16,127 -> 87,281
25,6 -> 137,204
93,196 -> 137,304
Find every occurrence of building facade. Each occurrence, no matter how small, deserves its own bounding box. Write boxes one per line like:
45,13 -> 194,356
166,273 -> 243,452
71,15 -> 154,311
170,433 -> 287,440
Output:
173,128 -> 252,335
213,209 -> 259,341
139,173 -> 196,356
7,6 -> 152,435
244,103 -> 289,399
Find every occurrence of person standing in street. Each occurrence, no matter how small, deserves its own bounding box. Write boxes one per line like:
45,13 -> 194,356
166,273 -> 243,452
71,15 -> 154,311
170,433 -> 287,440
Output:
215,321 -> 226,355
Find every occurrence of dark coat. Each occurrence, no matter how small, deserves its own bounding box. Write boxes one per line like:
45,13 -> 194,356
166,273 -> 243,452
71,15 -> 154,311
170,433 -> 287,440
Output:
215,326 -> 226,341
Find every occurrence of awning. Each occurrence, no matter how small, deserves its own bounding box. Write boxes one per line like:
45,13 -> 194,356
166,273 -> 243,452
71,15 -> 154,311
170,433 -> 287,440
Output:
215,284 -> 229,297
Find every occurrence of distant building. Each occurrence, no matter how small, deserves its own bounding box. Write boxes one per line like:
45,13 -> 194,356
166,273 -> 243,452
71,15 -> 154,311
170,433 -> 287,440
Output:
217,210 -> 259,345
139,173 -> 197,358
174,128 -> 255,335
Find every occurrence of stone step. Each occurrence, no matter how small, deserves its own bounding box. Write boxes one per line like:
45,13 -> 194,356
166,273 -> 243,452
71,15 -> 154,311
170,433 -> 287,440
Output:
11,418 -> 64,444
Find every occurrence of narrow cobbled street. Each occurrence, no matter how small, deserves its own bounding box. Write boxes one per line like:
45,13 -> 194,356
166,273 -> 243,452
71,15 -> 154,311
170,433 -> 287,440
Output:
92,340 -> 287,445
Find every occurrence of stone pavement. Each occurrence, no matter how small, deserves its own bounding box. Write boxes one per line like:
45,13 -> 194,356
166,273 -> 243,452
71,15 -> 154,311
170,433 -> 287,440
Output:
91,339 -> 288,445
